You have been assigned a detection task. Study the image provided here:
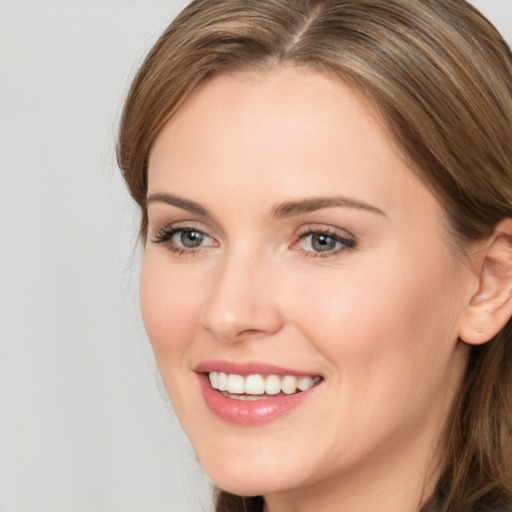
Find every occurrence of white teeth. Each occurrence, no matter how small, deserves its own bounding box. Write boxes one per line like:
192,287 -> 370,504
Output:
208,371 -> 219,389
297,376 -> 315,391
227,374 -> 245,394
245,374 -> 265,395
208,372 -> 320,396
281,375 -> 298,395
218,372 -> 228,391
265,375 -> 281,395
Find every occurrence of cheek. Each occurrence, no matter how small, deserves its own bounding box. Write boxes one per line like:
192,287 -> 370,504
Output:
139,252 -> 203,365
288,246 -> 463,394
278,251 -> 466,462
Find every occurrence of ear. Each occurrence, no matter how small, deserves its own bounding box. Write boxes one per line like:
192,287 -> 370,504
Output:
459,219 -> 512,345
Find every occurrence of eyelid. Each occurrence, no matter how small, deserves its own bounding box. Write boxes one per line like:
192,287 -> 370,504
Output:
149,219 -> 213,239
295,223 -> 355,239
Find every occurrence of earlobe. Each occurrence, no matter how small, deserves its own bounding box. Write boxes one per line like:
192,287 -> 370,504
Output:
459,219 -> 512,346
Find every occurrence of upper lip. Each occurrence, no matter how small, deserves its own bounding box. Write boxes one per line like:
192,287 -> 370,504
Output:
194,360 -> 321,377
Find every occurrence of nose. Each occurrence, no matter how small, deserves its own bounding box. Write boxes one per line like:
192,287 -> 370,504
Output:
201,250 -> 284,343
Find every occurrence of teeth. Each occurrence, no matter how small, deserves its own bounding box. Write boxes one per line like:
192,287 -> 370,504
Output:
227,374 -> 245,394
281,375 -> 298,395
245,374 -> 265,395
265,375 -> 281,395
218,372 -> 228,391
297,376 -> 315,391
208,372 -> 320,396
209,371 -> 219,389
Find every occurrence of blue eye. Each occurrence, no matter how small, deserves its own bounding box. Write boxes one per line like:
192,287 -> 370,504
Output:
309,232 -> 339,252
297,229 -> 355,256
177,230 -> 206,248
152,227 -> 215,254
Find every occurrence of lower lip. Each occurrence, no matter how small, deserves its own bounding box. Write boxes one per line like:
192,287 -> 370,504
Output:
198,374 -> 319,425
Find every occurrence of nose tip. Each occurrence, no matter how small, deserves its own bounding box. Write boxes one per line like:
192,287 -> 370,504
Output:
200,260 -> 283,343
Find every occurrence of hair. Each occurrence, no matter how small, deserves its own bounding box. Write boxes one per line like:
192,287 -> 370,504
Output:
117,1 -> 512,510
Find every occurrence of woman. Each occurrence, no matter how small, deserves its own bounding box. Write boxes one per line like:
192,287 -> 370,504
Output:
117,0 -> 512,510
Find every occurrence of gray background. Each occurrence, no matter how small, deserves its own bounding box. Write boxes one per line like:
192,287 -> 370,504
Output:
0,1 -> 510,511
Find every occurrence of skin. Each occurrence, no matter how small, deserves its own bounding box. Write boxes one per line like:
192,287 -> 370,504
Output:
141,67 -> 475,512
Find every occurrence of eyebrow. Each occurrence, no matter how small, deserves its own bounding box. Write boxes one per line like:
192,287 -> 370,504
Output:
146,192 -> 385,219
272,196 -> 386,218
146,193 -> 211,217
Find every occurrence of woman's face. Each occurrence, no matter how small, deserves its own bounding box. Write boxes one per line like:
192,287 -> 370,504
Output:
142,67 -> 472,505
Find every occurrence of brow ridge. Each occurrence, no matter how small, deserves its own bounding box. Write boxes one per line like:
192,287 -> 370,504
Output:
146,193 -> 385,219
272,196 -> 386,218
146,193 -> 211,217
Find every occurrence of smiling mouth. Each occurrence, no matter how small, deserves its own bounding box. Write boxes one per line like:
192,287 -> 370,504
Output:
207,372 -> 322,400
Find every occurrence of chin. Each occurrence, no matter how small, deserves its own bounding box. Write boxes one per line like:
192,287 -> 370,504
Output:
195,442 -> 302,497
205,468 -> 288,497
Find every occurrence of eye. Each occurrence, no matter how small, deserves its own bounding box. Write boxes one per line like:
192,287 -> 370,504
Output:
307,232 -> 339,252
294,228 -> 355,257
177,229 -> 206,248
151,226 -> 216,254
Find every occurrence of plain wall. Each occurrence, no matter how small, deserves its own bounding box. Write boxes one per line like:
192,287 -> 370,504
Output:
0,1 -> 510,511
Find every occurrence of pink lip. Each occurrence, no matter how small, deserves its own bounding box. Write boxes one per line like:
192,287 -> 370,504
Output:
195,360 -> 317,377
195,361 -> 322,425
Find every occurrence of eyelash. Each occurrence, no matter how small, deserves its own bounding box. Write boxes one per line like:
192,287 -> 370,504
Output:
151,226 -> 216,256
150,225 -> 356,259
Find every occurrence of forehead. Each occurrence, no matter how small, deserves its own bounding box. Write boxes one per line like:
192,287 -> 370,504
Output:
150,68 -> 399,176
147,66 -> 439,226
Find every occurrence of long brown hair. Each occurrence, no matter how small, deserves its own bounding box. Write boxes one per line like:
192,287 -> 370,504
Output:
117,1 -> 512,510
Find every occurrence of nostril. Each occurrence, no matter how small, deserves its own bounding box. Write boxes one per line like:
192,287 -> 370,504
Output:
238,328 -> 269,339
